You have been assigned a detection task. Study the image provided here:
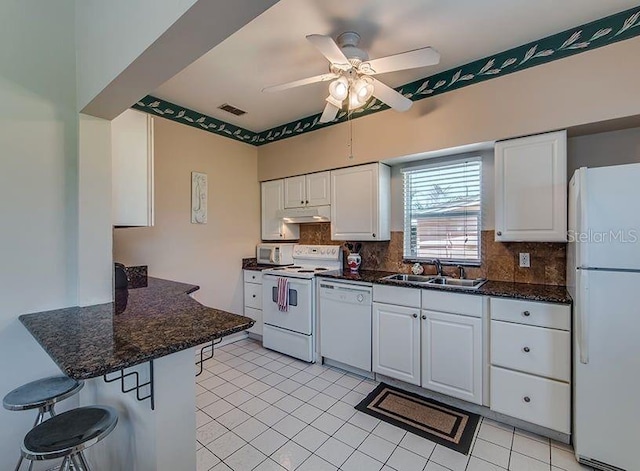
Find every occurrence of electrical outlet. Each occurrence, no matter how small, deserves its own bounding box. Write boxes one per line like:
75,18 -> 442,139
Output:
519,253 -> 531,268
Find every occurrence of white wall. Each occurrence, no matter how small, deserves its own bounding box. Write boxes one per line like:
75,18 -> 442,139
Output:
568,127 -> 640,175
76,0 -> 279,118
0,1 -> 79,468
78,114 -> 113,306
75,0 -> 197,111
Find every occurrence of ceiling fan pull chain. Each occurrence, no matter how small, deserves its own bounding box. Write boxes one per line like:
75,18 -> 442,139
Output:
348,109 -> 354,160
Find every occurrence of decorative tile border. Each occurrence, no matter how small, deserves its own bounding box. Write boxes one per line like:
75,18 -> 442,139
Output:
135,5 -> 640,147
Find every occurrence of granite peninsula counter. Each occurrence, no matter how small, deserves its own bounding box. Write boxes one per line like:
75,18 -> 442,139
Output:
20,277 -> 254,379
18,277 -> 254,470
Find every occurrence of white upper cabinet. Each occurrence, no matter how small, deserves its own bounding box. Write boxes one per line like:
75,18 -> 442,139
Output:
261,180 -> 299,241
495,130 -> 567,242
305,172 -> 331,207
112,109 -> 154,226
284,172 -> 330,208
284,175 -> 306,208
331,163 -> 391,241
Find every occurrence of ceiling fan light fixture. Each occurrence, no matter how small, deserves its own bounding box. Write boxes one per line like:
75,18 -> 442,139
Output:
347,77 -> 373,110
329,76 -> 349,101
348,90 -> 366,110
354,77 -> 374,101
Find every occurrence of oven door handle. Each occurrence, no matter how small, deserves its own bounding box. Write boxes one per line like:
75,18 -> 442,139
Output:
271,286 -> 298,306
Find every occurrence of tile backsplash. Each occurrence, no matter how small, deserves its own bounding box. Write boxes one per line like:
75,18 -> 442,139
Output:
298,223 -> 566,286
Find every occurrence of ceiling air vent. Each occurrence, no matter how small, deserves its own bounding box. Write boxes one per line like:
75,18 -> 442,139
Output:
218,103 -> 247,116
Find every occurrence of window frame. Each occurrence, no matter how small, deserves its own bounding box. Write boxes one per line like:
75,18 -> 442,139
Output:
401,156 -> 483,266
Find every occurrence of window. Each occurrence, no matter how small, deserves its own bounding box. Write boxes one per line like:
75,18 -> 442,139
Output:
402,157 -> 482,264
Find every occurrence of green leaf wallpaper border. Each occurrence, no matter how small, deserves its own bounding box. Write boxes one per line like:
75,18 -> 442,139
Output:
134,5 -> 640,147
132,97 -> 260,144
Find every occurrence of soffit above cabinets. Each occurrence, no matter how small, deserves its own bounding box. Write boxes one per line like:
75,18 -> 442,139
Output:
151,0 -> 639,133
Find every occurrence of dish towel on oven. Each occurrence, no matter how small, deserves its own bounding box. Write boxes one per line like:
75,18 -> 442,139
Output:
277,277 -> 289,312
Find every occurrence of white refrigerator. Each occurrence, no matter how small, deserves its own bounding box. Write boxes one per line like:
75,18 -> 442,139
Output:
568,164 -> 640,471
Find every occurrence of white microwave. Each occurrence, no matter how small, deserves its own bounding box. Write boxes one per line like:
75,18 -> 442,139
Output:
256,243 -> 295,266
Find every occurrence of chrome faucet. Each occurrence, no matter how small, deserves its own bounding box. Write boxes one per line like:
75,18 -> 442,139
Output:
431,259 -> 444,277
457,265 -> 466,279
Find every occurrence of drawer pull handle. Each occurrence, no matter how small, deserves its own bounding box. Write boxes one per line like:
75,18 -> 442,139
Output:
523,311 -> 531,317
421,314 -> 427,320
252,294 -> 256,298
523,396 -> 531,403
523,346 -> 530,353
412,313 -> 418,318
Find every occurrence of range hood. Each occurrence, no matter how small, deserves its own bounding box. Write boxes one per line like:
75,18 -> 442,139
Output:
276,205 -> 330,223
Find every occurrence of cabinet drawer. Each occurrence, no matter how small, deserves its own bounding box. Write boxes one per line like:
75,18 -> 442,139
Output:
244,283 -> 262,309
422,290 -> 483,318
244,270 -> 263,284
491,321 -> 570,381
490,297 -> 570,330
373,285 -> 421,308
490,366 -> 570,433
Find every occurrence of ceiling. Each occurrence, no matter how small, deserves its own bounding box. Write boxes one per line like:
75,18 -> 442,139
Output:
153,0 -> 639,132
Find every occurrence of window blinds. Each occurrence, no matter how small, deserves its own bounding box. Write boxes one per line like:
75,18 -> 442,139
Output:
402,157 -> 482,263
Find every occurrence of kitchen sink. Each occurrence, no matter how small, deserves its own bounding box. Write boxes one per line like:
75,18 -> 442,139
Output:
382,273 -> 486,290
382,274 -> 435,283
427,277 -> 487,289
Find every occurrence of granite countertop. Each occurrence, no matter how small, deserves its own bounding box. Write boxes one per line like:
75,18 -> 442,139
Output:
242,258 -> 274,272
316,269 -> 572,304
19,278 -> 254,380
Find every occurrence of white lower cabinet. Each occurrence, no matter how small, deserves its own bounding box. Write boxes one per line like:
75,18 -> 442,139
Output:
491,320 -> 570,381
491,366 -> 570,434
421,310 -> 483,405
243,270 -> 263,336
372,302 -> 421,385
489,297 -> 571,433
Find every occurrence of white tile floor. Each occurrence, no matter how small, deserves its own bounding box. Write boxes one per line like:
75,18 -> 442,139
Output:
195,339 -> 592,471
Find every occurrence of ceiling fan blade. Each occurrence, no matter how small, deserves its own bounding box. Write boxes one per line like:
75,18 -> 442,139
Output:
371,78 -> 412,112
306,34 -> 350,69
361,47 -> 440,75
262,73 -> 338,93
319,101 -> 340,123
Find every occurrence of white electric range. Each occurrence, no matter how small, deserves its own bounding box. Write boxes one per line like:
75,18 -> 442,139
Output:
261,245 -> 342,362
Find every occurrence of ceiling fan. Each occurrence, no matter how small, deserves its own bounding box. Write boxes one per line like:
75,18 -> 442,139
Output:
263,32 -> 440,123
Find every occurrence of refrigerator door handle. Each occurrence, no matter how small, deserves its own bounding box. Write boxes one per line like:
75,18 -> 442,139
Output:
577,168 -> 588,268
577,269 -> 590,364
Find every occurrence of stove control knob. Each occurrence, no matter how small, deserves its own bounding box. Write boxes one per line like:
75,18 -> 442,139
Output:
357,294 -> 364,303
321,248 -> 326,254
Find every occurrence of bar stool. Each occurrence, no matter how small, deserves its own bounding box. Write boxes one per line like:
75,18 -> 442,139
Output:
21,406 -> 118,471
3,376 -> 84,470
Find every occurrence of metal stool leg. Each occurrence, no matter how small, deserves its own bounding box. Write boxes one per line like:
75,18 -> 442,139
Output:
77,452 -> 91,471
70,454 -> 85,471
58,456 -> 70,471
14,404 -> 57,471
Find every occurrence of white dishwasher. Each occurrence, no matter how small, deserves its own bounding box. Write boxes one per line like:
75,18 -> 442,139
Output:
319,280 -> 372,372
